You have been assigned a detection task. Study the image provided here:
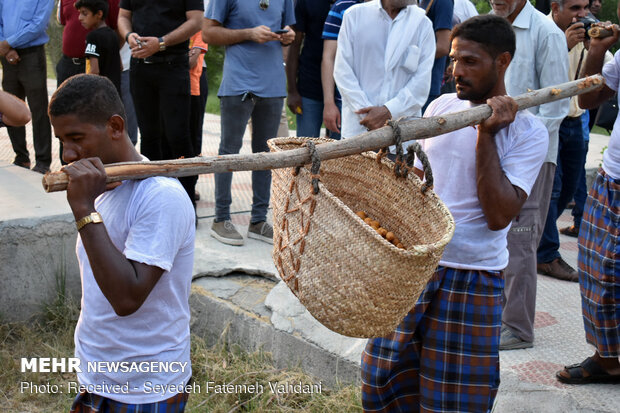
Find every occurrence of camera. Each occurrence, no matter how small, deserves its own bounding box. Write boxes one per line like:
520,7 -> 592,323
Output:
569,16 -> 599,39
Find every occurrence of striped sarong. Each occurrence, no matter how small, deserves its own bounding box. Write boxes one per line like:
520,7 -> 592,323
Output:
70,390 -> 188,413
361,266 -> 503,413
578,168 -> 620,358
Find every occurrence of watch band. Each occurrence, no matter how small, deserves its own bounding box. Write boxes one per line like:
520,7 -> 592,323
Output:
76,212 -> 103,231
158,37 -> 166,51
125,32 -> 135,42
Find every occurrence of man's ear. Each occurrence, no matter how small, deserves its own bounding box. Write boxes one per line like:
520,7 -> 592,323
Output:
96,10 -> 104,20
107,115 -> 126,140
496,51 -> 512,73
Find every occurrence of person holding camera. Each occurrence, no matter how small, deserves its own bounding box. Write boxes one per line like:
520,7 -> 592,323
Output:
536,0 -> 594,283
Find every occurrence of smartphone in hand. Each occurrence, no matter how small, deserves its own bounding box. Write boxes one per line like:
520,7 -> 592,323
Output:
274,29 -> 289,34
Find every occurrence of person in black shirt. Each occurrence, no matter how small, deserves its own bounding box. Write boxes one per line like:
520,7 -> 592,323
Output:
118,0 -> 203,209
76,0 -> 121,94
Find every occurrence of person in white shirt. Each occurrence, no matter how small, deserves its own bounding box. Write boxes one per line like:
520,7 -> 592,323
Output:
490,0 -> 570,351
333,0 -> 435,139
361,15 -> 548,412
453,0 -> 478,25
556,17 -> 620,385
49,74 -> 195,411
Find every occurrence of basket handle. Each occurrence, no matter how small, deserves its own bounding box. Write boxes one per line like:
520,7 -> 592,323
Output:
387,119 -> 434,193
294,140 -> 322,194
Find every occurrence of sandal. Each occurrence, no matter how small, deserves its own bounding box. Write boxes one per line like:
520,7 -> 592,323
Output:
556,357 -> 620,384
559,225 -> 579,238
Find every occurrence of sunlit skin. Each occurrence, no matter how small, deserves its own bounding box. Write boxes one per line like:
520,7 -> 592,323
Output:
489,0 -> 527,23
450,38 -> 506,104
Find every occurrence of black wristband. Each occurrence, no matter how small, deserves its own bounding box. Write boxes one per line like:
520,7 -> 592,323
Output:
125,32 -> 135,42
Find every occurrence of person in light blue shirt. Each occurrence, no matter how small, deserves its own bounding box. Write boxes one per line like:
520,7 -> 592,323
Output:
0,0 -> 54,174
203,0 -> 295,246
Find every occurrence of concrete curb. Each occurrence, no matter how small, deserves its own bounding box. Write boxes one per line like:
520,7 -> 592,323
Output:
190,284 -> 361,388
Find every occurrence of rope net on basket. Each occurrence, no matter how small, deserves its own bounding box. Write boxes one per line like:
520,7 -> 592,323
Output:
268,136 -> 455,338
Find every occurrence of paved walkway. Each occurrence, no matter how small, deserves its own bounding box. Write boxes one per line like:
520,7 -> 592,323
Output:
1,79 -> 617,412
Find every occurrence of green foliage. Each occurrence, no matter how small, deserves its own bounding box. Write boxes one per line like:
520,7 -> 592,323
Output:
46,2 -> 63,77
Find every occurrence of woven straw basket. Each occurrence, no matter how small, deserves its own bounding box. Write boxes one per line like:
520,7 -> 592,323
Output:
268,137 -> 455,338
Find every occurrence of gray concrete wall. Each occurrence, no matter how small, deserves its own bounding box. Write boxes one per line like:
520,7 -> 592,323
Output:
0,164 -> 81,322
190,288 -> 361,388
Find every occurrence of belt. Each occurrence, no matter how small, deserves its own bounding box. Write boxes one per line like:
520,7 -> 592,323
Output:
134,53 -> 187,65
563,115 -> 581,123
62,55 -> 85,65
15,45 -> 43,55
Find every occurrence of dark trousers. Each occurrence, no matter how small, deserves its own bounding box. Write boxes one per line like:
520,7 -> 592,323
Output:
190,69 -> 208,156
129,57 -> 196,205
537,116 -> 585,263
215,94 -> 283,223
1,45 -> 51,169
55,54 -> 85,87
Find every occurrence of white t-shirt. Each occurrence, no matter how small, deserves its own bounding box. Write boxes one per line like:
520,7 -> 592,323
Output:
74,176 -> 195,404
416,94 -> 548,270
601,50 -> 620,179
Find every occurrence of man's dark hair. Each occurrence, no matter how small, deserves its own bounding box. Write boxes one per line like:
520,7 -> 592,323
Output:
74,0 -> 109,19
49,74 -> 126,127
451,14 -> 516,59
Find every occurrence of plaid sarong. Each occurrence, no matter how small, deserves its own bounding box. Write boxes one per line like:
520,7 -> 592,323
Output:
70,390 -> 189,413
578,168 -> 620,358
361,266 -> 503,413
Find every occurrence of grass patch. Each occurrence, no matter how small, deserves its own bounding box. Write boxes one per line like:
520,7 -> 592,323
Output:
1,305 -> 361,411
591,125 -> 611,137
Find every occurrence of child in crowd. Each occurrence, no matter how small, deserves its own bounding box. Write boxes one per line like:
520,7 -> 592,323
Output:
76,0 -> 121,94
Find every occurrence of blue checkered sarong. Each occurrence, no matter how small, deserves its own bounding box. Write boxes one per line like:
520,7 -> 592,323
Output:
70,390 -> 188,413
361,266 -> 503,413
578,168 -> 620,358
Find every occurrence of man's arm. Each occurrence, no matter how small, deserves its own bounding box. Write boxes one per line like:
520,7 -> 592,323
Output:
434,29 -> 451,59
117,8 -> 134,47
62,158 -> 165,317
202,18 -> 293,46
86,57 -> 100,75
0,0 -> 54,53
0,90 -> 30,127
130,10 -> 203,59
578,24 -> 619,109
476,97 -> 528,230
321,39 -> 340,133
534,29 -> 569,141
286,30 -> 304,115
333,12 -> 373,116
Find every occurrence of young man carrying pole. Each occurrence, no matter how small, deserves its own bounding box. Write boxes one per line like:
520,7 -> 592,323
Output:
49,74 -> 195,412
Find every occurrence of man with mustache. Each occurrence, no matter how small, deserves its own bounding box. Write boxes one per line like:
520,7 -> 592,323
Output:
361,15 -> 548,412
489,0 -> 571,351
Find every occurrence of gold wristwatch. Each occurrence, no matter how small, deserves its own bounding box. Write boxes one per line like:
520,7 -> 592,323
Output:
76,212 -> 103,231
158,37 -> 166,52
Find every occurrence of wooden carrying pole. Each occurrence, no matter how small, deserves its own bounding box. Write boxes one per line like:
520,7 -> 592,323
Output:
43,75 -> 604,193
